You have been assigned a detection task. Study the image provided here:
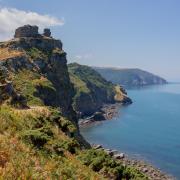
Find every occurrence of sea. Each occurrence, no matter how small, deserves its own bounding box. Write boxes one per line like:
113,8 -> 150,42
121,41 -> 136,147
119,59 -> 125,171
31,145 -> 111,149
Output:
80,83 -> 180,179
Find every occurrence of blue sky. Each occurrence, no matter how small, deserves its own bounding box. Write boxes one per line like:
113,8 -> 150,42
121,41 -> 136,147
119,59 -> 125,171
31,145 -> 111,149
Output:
0,0 -> 180,81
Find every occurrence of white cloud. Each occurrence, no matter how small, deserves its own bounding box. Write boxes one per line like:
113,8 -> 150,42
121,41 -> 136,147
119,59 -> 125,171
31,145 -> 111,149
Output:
75,54 -> 93,60
0,7 -> 64,40
75,55 -> 83,60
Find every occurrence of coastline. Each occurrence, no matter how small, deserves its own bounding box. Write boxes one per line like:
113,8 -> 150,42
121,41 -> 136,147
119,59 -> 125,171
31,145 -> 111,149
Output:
79,103 -> 122,127
92,144 -> 175,180
79,103 -> 176,180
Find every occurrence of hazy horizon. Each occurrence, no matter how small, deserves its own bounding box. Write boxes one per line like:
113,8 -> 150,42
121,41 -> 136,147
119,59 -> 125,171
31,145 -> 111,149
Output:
0,0 -> 179,81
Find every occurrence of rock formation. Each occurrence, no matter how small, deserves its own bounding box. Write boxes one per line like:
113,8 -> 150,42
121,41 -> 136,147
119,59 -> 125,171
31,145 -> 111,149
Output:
14,25 -> 39,38
0,66 -> 27,107
43,28 -> 51,37
68,63 -> 132,117
0,25 -> 87,144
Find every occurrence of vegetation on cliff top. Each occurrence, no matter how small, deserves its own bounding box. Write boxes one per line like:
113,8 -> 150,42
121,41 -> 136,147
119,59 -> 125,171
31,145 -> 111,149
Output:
68,63 -> 115,97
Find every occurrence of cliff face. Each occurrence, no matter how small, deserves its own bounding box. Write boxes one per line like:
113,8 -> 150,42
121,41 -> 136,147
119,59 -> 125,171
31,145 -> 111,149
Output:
0,26 -> 74,120
68,63 -> 132,117
94,67 -> 167,87
0,25 -> 89,148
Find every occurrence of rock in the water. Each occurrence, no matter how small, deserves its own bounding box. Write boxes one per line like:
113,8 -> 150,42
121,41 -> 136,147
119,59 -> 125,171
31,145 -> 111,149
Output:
114,153 -> 125,159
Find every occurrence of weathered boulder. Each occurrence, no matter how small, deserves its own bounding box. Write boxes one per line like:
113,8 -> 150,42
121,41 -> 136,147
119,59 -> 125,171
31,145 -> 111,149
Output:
104,149 -> 114,156
142,168 -> 148,173
43,28 -> 51,37
14,25 -> 39,38
93,112 -> 106,121
0,67 -> 27,107
93,144 -> 102,149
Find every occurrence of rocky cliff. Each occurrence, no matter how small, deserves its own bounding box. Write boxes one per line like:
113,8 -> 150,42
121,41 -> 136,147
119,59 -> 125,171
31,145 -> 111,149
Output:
0,25 -> 146,179
94,67 -> 167,87
68,63 -> 132,117
0,25 -> 74,118
0,25 -> 88,147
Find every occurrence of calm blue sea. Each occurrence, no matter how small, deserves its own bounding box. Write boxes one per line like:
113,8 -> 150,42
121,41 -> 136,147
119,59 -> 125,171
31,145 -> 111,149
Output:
80,84 -> 180,179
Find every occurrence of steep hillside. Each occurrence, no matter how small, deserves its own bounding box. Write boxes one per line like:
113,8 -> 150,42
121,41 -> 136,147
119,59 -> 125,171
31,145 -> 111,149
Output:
68,63 -> 132,117
0,25 -> 146,179
94,67 -> 167,87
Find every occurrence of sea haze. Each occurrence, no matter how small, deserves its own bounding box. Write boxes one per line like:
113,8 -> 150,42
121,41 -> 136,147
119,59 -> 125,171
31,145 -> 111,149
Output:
80,83 -> 180,178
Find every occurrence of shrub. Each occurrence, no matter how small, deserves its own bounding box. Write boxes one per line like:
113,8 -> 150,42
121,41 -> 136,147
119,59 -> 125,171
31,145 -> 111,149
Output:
21,126 -> 53,147
77,149 -> 147,179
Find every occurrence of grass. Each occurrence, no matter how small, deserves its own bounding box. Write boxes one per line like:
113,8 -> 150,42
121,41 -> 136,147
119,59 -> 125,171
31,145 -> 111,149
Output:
12,69 -> 56,106
78,149 -> 147,180
68,63 -> 114,93
26,47 -> 49,60
114,85 -> 125,101
0,103 -> 146,179
26,47 -> 66,61
69,72 -> 90,94
0,134 -> 101,179
0,47 -> 24,61
68,63 -> 116,115
0,104 -> 104,179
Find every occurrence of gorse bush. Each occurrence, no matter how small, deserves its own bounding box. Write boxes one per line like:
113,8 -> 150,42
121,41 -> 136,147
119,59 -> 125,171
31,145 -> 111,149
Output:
26,47 -> 49,60
78,149 -> 147,179
0,104 -> 147,179
0,105 -> 101,179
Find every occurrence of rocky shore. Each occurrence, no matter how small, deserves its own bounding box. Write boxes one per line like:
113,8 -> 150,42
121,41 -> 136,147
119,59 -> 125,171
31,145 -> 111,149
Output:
79,103 -> 176,179
79,103 -> 122,127
79,103 -> 175,179
92,144 -> 175,180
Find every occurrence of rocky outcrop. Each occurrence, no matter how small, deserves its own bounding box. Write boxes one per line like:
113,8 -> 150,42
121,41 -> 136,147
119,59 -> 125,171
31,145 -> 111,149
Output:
68,63 -> 132,117
0,66 -> 27,107
14,25 -> 52,39
43,28 -> 51,37
114,85 -> 132,104
0,25 -> 90,147
14,25 -> 39,38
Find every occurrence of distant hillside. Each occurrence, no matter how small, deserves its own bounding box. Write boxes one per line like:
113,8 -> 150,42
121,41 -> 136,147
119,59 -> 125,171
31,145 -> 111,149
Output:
68,63 -> 132,116
93,67 -> 167,87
